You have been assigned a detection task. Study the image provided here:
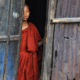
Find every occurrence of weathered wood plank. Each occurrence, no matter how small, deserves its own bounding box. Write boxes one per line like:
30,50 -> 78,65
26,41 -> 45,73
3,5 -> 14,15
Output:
0,0 -> 10,36
58,0 -> 68,80
75,1 -> 80,80
51,17 -> 80,23
53,0 -> 61,80
51,0 -> 61,79
40,0 -> 57,80
76,26 -> 79,80
3,0 -> 25,80
0,43 -> 6,80
51,0 -> 80,80
5,41 -> 18,80
58,0 -> 68,79
0,0 -> 10,80
72,0 -> 79,79
68,0 -> 76,79
0,35 -> 20,41
77,1 -> 80,80
67,0 -> 74,79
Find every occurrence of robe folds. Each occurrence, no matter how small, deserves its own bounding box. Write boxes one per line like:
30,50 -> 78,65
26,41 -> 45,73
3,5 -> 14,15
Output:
17,22 -> 42,80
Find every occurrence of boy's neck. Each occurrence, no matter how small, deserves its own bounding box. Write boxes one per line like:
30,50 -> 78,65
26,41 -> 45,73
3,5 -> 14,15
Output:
22,20 -> 28,29
23,20 -> 28,24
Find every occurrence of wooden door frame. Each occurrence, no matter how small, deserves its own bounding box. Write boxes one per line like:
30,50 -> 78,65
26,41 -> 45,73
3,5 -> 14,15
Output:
40,0 -> 57,80
21,0 -> 58,80
40,0 -> 80,80
0,0 -> 25,79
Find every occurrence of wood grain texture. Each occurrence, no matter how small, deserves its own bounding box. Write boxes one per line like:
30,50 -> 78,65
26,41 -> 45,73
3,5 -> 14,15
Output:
51,0 -> 80,80
4,0 -> 25,80
51,18 -> 80,23
40,0 -> 57,80
0,0 -> 24,80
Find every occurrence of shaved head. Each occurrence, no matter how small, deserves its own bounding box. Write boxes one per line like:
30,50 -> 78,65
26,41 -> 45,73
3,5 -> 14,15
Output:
25,4 -> 30,11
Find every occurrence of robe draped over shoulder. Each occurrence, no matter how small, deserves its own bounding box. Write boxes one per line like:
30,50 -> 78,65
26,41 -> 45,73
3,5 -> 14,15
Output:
17,22 -> 42,80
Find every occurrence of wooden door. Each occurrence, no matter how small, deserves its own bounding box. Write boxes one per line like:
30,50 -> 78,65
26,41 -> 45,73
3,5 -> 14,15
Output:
40,0 -> 80,80
0,0 -> 24,80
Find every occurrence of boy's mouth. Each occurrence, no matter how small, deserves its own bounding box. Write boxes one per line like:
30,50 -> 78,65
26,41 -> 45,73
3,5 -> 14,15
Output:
23,16 -> 28,19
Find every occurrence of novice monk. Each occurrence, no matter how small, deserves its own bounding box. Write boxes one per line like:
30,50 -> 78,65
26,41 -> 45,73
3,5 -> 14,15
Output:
17,4 -> 43,80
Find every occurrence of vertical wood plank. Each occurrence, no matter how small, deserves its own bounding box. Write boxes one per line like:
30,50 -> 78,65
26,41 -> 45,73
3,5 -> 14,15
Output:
0,0 -> 10,80
61,0 -> 69,80
40,0 -> 57,80
0,43 -> 6,80
72,0 -> 79,79
76,1 -> 80,80
44,0 -> 80,80
51,0 -> 80,80
0,0 -> 11,79
0,0 -> 10,36
3,0 -> 25,80
52,0 -> 61,80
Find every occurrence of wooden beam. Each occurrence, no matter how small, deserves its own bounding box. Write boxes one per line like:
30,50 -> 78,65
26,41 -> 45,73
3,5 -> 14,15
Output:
9,35 -> 20,41
40,0 -> 57,80
51,17 -> 80,23
0,35 -> 20,41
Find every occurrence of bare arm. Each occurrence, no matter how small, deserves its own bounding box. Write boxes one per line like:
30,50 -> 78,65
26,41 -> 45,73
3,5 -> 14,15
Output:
38,39 -> 44,47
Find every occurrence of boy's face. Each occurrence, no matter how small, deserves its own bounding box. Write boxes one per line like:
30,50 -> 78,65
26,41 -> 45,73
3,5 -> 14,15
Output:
23,5 -> 30,21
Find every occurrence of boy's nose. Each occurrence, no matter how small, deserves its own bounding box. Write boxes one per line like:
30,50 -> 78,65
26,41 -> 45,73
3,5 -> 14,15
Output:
23,12 -> 26,15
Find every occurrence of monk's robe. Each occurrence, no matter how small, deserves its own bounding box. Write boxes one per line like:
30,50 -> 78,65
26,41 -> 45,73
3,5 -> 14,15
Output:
17,22 -> 42,80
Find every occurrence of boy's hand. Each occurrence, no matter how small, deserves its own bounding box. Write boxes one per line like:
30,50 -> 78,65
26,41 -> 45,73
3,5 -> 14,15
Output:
38,39 -> 44,47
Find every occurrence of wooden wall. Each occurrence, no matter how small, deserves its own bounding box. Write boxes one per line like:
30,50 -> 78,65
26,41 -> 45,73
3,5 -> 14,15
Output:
52,0 -> 80,80
0,0 -> 24,80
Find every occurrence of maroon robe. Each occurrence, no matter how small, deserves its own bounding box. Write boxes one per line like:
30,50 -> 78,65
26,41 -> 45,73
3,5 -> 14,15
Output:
17,22 -> 42,80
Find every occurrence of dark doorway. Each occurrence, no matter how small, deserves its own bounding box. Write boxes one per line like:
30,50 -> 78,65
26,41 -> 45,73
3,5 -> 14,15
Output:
25,0 -> 47,38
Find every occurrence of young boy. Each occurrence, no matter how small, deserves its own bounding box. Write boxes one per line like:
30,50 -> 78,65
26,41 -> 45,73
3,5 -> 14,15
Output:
17,4 -> 43,80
